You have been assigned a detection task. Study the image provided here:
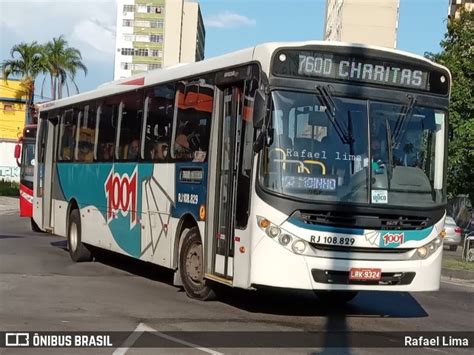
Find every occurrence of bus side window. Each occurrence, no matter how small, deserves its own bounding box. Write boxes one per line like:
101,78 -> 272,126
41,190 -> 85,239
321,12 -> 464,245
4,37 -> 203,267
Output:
117,92 -> 143,162
76,103 -> 96,163
58,109 -> 76,162
144,84 -> 175,162
172,80 -> 213,162
96,100 -> 118,162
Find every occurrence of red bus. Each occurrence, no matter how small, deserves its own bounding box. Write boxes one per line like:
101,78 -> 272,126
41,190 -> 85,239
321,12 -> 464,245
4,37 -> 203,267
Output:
14,124 -> 40,231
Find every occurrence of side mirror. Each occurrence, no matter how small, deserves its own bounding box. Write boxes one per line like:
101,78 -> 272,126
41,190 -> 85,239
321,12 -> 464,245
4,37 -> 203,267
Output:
14,143 -> 21,160
253,90 -> 267,129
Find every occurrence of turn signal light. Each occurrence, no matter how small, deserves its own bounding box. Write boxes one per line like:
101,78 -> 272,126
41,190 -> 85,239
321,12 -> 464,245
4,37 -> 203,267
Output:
199,205 -> 206,220
258,218 -> 270,229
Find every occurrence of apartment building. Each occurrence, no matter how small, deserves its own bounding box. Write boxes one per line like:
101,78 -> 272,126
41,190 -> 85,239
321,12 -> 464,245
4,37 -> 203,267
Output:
324,0 -> 400,48
114,0 -> 205,79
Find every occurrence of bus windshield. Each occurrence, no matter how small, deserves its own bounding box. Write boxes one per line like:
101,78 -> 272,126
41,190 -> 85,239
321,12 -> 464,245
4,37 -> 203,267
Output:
259,90 -> 446,208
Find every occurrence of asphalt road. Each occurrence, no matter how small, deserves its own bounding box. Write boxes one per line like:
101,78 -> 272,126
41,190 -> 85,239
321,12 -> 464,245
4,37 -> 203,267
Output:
1,212 -> 473,354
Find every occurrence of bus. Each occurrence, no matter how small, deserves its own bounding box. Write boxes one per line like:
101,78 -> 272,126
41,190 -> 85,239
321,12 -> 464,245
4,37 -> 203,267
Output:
33,41 -> 451,302
14,124 -> 40,231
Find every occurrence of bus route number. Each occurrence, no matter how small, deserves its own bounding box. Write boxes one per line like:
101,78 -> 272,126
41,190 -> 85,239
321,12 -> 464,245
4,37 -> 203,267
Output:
311,235 -> 355,246
178,193 -> 199,205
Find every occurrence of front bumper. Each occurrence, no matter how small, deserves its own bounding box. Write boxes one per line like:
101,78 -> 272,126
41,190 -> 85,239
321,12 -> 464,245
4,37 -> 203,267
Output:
250,235 -> 442,292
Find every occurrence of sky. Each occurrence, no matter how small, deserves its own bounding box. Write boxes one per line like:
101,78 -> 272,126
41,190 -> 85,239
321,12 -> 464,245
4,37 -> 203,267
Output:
0,0 -> 450,101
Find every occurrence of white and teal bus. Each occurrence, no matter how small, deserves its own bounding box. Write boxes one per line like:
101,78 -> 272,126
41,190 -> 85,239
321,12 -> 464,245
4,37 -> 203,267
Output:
33,41 -> 451,302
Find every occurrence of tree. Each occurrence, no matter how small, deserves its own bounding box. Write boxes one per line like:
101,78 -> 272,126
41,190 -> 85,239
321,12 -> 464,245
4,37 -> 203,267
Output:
42,35 -> 87,100
1,42 -> 46,123
426,10 -> 474,205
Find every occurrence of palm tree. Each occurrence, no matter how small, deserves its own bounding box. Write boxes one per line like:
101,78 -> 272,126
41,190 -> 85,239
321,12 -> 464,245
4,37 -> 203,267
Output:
42,35 -> 87,100
1,41 -> 46,122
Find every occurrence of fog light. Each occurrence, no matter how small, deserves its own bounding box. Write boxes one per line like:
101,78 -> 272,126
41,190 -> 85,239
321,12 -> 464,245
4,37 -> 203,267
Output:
417,246 -> 428,258
292,240 -> 306,254
429,243 -> 435,251
266,226 -> 280,238
279,234 -> 292,246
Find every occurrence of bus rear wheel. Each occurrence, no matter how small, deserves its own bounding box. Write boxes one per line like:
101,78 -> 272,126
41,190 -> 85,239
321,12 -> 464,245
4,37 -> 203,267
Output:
315,291 -> 358,304
67,209 -> 92,262
179,227 -> 215,301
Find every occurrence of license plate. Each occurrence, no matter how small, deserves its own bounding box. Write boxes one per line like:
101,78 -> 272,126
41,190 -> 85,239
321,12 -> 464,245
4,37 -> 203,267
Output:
349,268 -> 382,281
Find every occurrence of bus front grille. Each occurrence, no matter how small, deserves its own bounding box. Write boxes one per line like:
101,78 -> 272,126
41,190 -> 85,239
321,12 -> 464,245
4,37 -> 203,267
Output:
309,243 -> 412,254
295,210 -> 431,230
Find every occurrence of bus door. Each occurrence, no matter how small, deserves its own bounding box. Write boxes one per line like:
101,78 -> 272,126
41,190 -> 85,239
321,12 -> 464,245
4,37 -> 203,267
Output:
208,85 -> 243,280
34,116 -> 56,231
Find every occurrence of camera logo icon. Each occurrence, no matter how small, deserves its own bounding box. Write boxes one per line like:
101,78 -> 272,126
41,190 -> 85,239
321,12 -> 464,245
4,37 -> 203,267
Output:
5,333 -> 29,347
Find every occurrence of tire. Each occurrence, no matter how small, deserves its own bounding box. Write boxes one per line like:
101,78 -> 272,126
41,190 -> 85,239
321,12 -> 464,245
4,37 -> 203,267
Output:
316,291 -> 358,304
67,209 -> 92,262
179,227 -> 216,300
30,218 -> 43,232
449,245 -> 458,252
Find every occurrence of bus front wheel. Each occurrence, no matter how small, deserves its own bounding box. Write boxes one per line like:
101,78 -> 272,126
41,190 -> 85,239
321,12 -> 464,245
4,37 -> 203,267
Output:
179,227 -> 216,301
67,209 -> 93,262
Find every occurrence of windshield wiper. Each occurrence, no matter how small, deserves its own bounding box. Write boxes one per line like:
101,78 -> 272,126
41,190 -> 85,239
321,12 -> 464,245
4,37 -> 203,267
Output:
392,94 -> 416,149
316,85 -> 352,144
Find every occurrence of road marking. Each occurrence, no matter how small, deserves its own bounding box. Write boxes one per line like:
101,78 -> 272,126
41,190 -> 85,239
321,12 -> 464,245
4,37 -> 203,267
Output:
113,322 -> 223,355
113,327 -> 143,355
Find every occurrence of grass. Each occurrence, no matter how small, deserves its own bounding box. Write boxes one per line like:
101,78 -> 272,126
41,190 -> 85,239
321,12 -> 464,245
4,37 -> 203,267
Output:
443,257 -> 474,271
0,179 -> 19,197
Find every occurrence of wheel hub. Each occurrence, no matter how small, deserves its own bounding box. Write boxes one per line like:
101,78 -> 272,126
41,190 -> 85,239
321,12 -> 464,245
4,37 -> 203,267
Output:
185,243 -> 203,284
70,222 -> 78,252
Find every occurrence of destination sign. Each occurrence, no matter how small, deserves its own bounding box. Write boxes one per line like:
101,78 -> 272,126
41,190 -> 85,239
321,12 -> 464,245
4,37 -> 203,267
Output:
282,175 -> 337,192
273,50 -> 435,92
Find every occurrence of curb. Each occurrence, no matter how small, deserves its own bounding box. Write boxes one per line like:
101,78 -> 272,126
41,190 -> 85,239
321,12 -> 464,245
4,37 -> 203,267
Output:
441,268 -> 474,281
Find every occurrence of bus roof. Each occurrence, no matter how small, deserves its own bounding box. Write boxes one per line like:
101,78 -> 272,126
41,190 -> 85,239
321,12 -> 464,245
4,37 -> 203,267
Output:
37,40 -> 450,112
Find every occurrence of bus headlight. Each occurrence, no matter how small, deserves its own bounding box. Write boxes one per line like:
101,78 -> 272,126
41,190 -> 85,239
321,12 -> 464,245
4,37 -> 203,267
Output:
292,240 -> 307,254
413,235 -> 443,260
279,234 -> 292,246
266,226 -> 281,238
417,246 -> 428,258
256,216 -> 315,256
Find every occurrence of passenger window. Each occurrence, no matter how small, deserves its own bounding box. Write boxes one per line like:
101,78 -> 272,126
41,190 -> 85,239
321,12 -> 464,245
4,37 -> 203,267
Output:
172,79 -> 213,162
96,98 -> 119,162
144,84 -> 175,162
58,109 -> 77,161
117,92 -> 143,161
76,103 -> 96,163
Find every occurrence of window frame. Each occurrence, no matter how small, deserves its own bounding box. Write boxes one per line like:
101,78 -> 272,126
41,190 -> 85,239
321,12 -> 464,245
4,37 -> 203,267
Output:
141,84 -> 176,163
